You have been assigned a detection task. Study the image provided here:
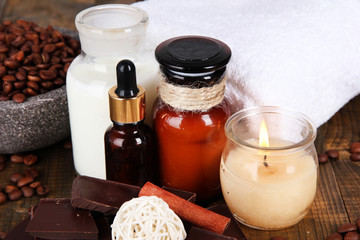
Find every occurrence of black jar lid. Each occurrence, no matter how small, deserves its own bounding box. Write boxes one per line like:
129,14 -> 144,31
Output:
155,36 -> 231,74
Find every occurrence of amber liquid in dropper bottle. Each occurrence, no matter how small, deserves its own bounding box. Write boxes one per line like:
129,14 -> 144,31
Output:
104,59 -> 157,186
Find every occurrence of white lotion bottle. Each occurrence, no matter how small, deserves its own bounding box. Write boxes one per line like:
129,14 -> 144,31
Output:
66,4 -> 159,179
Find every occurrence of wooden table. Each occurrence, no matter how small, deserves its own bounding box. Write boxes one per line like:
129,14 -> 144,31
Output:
1,1 -> 360,239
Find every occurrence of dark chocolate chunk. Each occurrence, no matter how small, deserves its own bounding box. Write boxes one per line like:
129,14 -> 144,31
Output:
4,217 -> 33,240
163,186 -> 197,203
26,198 -> 98,239
71,176 -> 196,216
187,226 -> 236,240
71,176 -> 141,215
207,204 -> 247,240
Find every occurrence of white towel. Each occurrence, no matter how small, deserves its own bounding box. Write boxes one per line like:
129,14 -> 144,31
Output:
133,0 -> 360,127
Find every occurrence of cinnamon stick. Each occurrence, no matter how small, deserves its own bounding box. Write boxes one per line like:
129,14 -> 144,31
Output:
139,182 -> 231,234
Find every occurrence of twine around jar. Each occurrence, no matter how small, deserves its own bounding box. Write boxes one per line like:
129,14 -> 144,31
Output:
158,75 -> 226,111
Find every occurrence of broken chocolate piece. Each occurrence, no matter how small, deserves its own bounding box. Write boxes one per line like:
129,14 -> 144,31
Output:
71,176 -> 141,215
26,198 -> 98,239
4,217 -> 33,240
187,226 -> 236,240
208,204 -> 247,240
71,176 -> 197,215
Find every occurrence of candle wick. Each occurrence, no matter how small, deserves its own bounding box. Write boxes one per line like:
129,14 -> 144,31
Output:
263,155 -> 270,168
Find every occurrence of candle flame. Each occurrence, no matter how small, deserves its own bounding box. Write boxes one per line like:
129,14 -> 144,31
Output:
259,119 -> 269,147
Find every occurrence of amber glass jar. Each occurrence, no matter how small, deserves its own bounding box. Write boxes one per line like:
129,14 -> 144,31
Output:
153,36 -> 232,201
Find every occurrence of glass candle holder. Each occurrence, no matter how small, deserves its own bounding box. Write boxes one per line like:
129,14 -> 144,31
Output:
220,106 -> 318,230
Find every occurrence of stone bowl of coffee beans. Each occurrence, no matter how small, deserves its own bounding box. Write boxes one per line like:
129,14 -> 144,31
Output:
0,20 -> 80,154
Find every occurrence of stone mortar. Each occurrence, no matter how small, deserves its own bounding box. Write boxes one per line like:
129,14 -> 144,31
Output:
0,85 -> 69,154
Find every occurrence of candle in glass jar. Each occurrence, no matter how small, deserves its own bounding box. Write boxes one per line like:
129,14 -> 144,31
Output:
220,107 -> 318,230
220,139 -> 317,229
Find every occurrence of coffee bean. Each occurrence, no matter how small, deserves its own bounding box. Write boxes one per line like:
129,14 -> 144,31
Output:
27,74 -> 41,82
344,232 -> 360,240
350,142 -> 360,154
338,223 -> 357,234
9,173 -> 23,183
0,230 -> 6,239
63,139 -> 72,149
318,153 -> 329,164
15,70 -> 26,81
2,82 -> 12,95
40,81 -> 54,89
271,236 -> 287,240
4,185 -> 18,194
8,189 -> 22,201
0,192 -> 6,204
350,153 -> 360,162
12,93 -> 26,103
13,80 -> 26,90
25,168 -> 39,179
0,162 -> 5,172
326,150 -> 340,160
10,153 -> 24,163
17,176 -> 34,188
23,87 -> 37,97
29,181 -> 41,189
21,186 -> 34,198
23,154 -> 38,166
2,74 -> 16,82
356,218 -> 360,230
26,81 -> 39,91
0,65 -> 6,76
327,233 -> 343,240
39,69 -> 57,80
0,155 -> 7,163
0,95 -> 9,101
36,185 -> 49,196
43,43 -> 56,53
3,59 -> 19,69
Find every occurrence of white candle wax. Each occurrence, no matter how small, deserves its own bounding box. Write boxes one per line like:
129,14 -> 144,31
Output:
220,139 -> 317,229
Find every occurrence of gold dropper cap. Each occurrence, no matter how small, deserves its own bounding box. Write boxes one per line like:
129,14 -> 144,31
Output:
108,85 -> 145,123
108,59 -> 146,123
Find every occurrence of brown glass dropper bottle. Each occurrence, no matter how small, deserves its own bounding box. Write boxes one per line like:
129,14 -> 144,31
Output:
104,59 -> 156,186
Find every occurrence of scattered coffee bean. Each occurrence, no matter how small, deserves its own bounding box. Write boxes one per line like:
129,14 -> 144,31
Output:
356,218 -> 360,230
344,232 -> 360,240
17,176 -> 34,188
8,189 -> 22,201
36,185 -> 49,196
350,153 -> 360,162
29,181 -> 41,189
0,155 -> 7,163
0,192 -> 6,205
318,153 -> 329,164
350,142 -> 360,154
21,186 -> 34,198
9,172 -> 23,183
338,223 -> 357,234
10,153 -> 24,163
271,236 -> 287,240
0,162 -> 5,171
0,231 -> 6,239
12,92 -> 25,103
327,232 -> 343,240
23,153 -> 38,165
326,150 -> 340,160
24,167 -> 39,179
63,139 -> 72,149
4,185 -> 17,194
